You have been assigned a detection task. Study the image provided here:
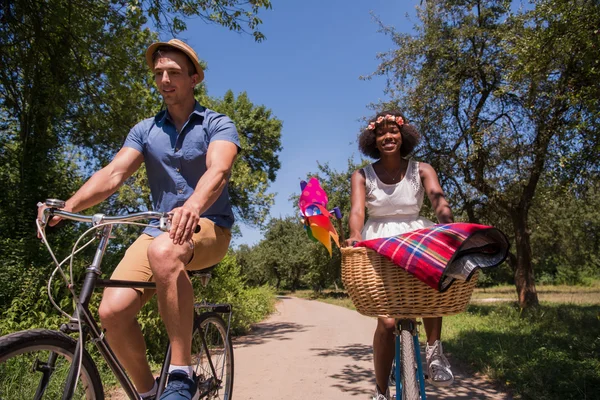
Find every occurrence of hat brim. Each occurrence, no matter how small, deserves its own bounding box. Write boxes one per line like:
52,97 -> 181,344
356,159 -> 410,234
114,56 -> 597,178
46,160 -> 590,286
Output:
145,42 -> 204,83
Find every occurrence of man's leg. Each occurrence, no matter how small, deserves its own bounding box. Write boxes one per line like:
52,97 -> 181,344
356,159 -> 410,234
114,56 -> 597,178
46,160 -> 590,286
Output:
148,219 -> 231,369
147,233 -> 195,366
98,287 -> 155,392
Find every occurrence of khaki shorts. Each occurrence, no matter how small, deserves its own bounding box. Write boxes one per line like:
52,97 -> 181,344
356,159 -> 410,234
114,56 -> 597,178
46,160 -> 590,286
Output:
110,218 -> 231,304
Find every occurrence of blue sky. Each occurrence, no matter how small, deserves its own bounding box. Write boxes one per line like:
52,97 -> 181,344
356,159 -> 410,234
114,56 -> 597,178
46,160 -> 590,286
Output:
173,1 -> 420,246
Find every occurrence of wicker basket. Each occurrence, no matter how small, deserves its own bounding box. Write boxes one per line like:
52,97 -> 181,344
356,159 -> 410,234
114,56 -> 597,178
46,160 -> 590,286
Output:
341,246 -> 478,319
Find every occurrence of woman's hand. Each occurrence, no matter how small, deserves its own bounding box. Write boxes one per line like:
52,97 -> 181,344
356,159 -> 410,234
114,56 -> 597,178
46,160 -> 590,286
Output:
344,236 -> 361,247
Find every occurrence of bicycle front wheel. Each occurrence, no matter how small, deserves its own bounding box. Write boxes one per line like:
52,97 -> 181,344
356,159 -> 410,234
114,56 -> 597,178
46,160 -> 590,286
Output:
400,329 -> 419,400
0,329 -> 104,400
192,312 -> 234,400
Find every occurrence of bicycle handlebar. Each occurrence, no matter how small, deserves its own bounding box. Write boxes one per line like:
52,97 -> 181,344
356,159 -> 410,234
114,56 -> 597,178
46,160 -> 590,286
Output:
40,199 -> 171,231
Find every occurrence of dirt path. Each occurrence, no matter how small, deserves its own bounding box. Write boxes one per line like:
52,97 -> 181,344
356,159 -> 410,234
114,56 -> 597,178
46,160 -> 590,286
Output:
233,296 -> 512,400
108,295 -> 511,399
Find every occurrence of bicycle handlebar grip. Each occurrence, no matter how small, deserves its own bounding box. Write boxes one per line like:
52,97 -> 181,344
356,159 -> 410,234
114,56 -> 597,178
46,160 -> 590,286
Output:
45,199 -> 66,208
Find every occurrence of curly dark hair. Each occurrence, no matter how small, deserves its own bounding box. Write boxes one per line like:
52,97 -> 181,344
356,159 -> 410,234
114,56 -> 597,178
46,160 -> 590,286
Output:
358,110 -> 420,159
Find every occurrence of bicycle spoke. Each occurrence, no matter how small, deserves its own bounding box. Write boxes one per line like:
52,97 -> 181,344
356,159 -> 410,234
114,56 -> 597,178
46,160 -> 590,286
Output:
191,314 -> 233,400
0,348 -> 93,399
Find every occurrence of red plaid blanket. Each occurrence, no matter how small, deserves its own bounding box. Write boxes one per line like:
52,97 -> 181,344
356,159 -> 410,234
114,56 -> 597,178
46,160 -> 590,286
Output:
356,223 -> 509,292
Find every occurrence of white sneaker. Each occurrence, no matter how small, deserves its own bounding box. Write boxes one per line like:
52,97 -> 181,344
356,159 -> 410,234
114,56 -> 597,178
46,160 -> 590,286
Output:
426,340 -> 454,387
372,385 -> 390,400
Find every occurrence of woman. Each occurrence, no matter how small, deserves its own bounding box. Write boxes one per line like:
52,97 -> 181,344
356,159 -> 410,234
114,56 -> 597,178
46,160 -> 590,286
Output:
346,110 -> 454,400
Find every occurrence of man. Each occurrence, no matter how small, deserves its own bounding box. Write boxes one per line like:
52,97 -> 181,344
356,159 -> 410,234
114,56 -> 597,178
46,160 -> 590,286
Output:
37,39 -> 239,400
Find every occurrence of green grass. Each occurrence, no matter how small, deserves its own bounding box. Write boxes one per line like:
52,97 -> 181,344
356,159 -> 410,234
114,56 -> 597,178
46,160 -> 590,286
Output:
290,289 -> 356,309
0,348 -> 93,399
292,284 -> 600,400
472,281 -> 600,305
443,303 -> 600,400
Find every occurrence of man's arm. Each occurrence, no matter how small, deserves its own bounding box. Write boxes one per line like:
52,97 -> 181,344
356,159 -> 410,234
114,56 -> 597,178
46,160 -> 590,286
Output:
37,147 -> 144,227
169,140 -> 238,245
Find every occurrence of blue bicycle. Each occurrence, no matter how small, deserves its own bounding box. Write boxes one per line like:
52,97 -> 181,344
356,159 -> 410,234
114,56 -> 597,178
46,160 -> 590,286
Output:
389,319 -> 426,400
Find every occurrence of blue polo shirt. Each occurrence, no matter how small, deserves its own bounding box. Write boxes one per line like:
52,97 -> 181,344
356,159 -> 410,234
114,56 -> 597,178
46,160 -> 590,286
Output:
123,102 -> 240,237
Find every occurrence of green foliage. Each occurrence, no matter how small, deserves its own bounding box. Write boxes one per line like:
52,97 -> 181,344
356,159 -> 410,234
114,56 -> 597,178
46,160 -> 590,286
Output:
530,180 -> 600,285
201,90 -> 283,226
445,303 -> 600,400
0,0 -> 279,334
192,253 -> 276,335
0,253 -> 275,367
139,0 -> 272,42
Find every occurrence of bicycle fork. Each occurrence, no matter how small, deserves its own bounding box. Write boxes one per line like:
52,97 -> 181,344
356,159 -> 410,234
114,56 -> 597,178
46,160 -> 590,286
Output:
394,319 -> 427,400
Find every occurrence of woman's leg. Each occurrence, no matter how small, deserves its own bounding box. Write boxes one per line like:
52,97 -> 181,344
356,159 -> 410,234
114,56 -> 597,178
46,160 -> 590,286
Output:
373,317 -> 396,395
423,317 -> 454,386
423,317 -> 442,345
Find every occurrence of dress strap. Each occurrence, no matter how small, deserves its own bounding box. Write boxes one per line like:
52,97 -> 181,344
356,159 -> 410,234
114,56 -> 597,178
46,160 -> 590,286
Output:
363,164 -> 377,197
407,160 -> 424,194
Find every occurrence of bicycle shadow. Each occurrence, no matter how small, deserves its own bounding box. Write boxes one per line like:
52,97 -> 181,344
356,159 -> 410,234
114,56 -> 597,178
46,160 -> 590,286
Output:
329,364 -> 375,396
311,344 -> 375,396
311,343 -> 373,363
309,343 -> 512,399
233,322 -> 311,347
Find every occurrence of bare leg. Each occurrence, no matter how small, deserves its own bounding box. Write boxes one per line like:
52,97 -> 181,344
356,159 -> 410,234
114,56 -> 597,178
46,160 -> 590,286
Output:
373,317 -> 396,394
423,317 -> 442,345
98,288 -> 155,392
148,234 -> 195,366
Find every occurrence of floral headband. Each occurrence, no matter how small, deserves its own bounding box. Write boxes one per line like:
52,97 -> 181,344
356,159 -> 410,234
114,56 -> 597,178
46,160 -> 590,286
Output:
367,114 -> 405,131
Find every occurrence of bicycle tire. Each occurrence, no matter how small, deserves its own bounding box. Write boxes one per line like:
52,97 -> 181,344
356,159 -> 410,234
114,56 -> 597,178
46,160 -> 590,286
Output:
400,329 -> 419,400
193,312 -> 234,400
0,329 -> 104,400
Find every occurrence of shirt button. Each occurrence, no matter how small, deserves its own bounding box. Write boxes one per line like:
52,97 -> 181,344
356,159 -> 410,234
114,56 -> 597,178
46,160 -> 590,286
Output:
175,167 -> 180,172
174,148 -> 179,152
178,189 -> 183,194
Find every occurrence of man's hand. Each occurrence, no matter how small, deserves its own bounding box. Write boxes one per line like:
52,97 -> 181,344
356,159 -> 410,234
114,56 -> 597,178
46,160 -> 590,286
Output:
169,204 -> 200,245
36,202 -> 69,239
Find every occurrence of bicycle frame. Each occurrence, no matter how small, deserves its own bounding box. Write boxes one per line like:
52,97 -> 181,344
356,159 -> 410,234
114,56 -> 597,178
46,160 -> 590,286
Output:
35,207 -> 224,400
394,319 -> 427,400
59,223 -> 154,400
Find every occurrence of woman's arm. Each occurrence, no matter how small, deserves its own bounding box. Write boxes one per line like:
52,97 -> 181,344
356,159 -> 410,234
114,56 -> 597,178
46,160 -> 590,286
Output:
346,169 -> 367,245
420,162 -> 454,224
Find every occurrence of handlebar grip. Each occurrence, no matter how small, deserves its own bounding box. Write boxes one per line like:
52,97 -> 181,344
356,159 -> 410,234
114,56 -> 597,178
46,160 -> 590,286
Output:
45,199 -> 66,208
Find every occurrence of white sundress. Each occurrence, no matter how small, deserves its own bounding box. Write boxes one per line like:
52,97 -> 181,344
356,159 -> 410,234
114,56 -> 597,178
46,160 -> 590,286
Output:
361,159 -> 434,241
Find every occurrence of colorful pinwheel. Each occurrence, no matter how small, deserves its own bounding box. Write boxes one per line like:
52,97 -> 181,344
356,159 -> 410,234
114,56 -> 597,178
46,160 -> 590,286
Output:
298,178 -> 340,256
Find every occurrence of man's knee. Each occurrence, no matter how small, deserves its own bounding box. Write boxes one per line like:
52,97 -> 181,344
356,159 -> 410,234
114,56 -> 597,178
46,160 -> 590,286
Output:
98,289 -> 140,328
147,235 -> 191,278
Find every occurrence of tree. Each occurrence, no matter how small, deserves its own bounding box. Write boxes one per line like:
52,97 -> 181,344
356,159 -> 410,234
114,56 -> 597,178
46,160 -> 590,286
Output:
529,180 -> 600,284
370,0 -> 600,308
0,0 -> 276,313
201,90 -> 283,226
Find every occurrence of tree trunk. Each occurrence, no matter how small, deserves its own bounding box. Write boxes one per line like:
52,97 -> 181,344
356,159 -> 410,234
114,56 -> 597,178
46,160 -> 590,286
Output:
512,209 -> 539,308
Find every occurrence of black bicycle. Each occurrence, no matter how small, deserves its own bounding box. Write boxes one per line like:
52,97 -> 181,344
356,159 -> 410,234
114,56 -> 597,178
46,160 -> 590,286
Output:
0,199 -> 234,399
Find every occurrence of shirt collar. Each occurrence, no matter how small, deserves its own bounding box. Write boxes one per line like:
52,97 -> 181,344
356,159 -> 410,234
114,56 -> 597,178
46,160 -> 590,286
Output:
155,101 -> 206,125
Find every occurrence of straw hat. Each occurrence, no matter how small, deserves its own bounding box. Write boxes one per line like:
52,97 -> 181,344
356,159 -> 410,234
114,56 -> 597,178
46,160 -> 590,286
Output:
145,39 -> 204,82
